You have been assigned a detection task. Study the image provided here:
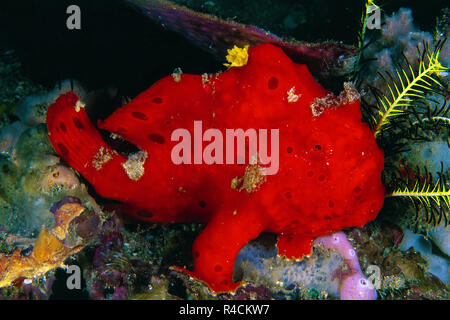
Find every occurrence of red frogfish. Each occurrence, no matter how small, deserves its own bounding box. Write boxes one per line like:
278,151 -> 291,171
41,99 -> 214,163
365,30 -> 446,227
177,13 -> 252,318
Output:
46,44 -> 385,293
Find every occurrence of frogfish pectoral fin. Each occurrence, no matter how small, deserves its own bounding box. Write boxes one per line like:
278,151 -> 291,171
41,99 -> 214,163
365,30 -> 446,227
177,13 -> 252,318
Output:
46,92 -> 139,201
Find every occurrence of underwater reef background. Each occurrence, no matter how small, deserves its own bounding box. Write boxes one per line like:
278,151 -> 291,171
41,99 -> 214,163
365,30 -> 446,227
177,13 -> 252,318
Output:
0,0 -> 449,299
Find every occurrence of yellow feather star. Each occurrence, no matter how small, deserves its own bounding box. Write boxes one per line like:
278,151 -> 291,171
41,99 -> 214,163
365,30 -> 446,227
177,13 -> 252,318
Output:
373,45 -> 448,136
352,0 -> 379,79
389,180 -> 450,210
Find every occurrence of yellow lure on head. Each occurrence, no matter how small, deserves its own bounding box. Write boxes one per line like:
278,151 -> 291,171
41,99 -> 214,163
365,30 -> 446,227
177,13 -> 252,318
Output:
224,45 -> 250,67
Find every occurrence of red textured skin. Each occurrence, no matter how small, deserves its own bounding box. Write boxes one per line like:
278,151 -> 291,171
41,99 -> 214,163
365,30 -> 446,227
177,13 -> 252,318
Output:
46,44 -> 385,293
